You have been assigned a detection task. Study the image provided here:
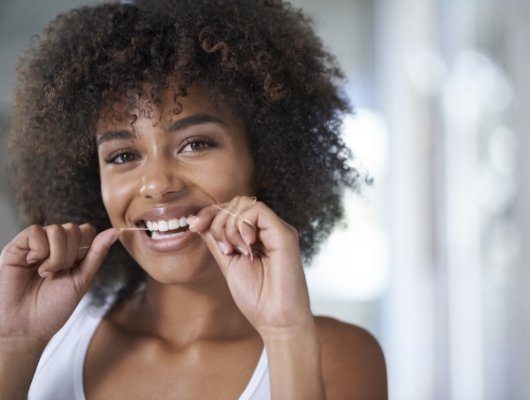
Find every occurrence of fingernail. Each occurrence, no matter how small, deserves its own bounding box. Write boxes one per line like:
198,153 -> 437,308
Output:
187,215 -> 199,230
237,244 -> 249,256
242,219 -> 256,230
240,225 -> 254,246
217,241 -> 231,255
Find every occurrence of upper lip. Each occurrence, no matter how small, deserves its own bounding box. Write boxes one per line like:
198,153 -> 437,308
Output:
132,205 -> 203,226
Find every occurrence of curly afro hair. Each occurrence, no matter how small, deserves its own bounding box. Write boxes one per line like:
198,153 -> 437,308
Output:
9,0 -> 364,307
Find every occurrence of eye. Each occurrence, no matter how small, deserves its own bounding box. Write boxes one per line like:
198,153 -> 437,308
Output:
180,137 -> 215,153
105,150 -> 139,164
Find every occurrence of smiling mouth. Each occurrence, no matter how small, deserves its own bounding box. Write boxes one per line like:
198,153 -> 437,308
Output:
136,217 -> 191,239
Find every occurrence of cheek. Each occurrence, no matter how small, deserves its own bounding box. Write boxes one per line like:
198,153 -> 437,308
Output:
99,171 -> 135,222
227,151 -> 255,191
100,179 -> 119,224
197,154 -> 254,200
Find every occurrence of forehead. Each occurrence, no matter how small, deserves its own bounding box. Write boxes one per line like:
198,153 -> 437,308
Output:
95,83 -> 226,132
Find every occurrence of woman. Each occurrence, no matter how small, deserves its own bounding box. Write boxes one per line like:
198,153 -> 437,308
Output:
0,0 -> 387,398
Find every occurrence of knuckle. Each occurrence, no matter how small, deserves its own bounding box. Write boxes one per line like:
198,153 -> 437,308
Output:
66,223 -> 81,236
28,224 -> 43,231
231,196 -> 245,209
47,224 -> 64,235
82,224 -> 97,240
65,223 -> 81,238
80,223 -> 96,232
27,224 -> 44,236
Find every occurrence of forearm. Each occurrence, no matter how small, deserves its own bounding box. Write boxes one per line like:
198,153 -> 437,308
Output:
0,337 -> 46,400
262,320 -> 326,400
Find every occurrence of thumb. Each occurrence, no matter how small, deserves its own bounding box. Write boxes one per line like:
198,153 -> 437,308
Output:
72,228 -> 119,294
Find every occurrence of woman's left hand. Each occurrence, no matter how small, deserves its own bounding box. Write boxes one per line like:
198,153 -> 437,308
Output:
186,195 -> 314,339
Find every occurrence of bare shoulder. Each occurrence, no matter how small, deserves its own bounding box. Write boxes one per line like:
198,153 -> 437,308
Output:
314,316 -> 388,400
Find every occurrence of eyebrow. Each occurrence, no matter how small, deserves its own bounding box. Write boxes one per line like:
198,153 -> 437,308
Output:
96,113 -> 226,146
168,113 -> 226,132
96,130 -> 134,146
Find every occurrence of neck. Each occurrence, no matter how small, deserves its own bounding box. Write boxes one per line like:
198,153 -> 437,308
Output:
110,265 -> 257,350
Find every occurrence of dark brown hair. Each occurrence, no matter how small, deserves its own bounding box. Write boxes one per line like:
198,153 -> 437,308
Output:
9,0 -> 365,306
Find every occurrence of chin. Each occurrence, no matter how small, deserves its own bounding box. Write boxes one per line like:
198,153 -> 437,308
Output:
141,252 -> 218,285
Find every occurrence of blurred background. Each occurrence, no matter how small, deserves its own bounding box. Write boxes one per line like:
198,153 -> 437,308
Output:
1,0 -> 529,399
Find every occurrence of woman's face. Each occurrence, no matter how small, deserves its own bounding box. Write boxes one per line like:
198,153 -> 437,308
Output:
96,84 -> 255,283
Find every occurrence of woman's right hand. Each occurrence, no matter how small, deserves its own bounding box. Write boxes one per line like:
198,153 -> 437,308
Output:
0,223 -> 118,345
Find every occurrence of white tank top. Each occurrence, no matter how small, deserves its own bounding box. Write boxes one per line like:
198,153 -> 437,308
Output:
28,293 -> 271,400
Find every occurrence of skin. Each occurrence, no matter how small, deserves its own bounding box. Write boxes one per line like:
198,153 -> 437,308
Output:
0,82 -> 387,399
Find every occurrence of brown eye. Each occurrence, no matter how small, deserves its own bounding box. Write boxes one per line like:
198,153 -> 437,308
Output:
181,138 -> 215,153
105,151 -> 139,164
190,141 -> 209,151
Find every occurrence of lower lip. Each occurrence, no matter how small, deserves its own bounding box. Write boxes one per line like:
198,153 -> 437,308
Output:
141,229 -> 196,252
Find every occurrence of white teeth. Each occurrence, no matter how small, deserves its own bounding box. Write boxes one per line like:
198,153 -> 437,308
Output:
144,217 -> 189,232
151,230 -> 186,240
179,217 -> 188,228
168,219 -> 180,230
158,221 -> 169,232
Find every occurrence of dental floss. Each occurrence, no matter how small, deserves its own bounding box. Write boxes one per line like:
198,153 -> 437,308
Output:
77,198 -> 258,260
212,204 -> 256,231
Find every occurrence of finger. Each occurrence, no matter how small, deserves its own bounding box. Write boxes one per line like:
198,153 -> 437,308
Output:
2,225 -> 50,267
186,204 -> 218,233
225,204 -> 253,257
237,201 -> 296,252
207,203 -> 234,254
62,223 -> 81,270
195,229 -> 236,277
187,203 -> 235,254
76,224 -> 97,262
237,216 -> 258,261
226,220 -> 248,256
72,228 -> 119,294
38,225 -> 67,275
239,219 -> 257,247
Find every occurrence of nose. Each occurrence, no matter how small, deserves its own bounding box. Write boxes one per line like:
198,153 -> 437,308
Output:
139,158 -> 185,200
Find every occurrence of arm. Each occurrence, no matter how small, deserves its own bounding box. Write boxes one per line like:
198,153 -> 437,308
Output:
0,224 -> 118,399
187,197 -> 351,399
263,320 -> 326,400
0,337 -> 46,400
262,317 -> 388,400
